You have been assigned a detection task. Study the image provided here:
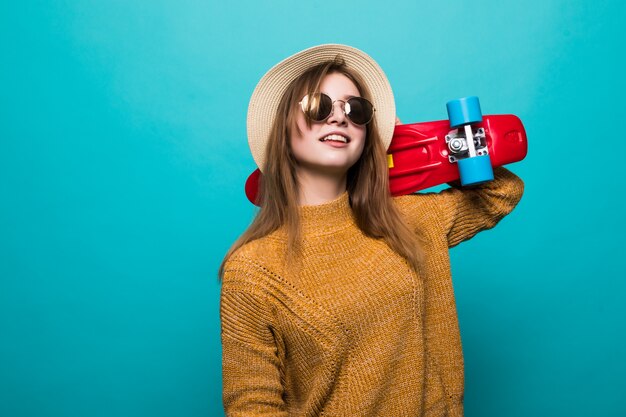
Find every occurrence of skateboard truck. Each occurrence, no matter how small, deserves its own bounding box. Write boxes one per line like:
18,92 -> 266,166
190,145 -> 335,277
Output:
445,96 -> 494,186
445,127 -> 487,163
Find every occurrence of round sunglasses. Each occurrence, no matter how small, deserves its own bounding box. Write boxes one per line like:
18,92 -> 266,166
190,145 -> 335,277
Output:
299,93 -> 375,125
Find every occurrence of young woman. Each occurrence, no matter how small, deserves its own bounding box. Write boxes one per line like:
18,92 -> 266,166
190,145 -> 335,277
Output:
219,44 -> 524,417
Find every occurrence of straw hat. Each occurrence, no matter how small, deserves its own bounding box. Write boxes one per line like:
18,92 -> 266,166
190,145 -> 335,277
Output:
247,44 -> 396,172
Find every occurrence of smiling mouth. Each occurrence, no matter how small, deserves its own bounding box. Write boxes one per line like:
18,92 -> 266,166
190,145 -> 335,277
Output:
320,134 -> 350,143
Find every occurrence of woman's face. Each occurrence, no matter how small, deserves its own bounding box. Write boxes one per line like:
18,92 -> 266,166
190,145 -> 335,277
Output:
290,72 -> 367,179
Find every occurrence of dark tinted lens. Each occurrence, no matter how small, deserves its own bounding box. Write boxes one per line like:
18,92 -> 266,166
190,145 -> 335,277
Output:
315,93 -> 333,121
346,97 -> 374,125
302,93 -> 333,121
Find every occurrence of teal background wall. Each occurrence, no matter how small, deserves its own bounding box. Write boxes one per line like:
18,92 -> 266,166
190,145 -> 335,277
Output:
1,1 -> 624,416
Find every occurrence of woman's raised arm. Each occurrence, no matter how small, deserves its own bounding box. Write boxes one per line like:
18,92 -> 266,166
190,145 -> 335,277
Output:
434,166 -> 524,248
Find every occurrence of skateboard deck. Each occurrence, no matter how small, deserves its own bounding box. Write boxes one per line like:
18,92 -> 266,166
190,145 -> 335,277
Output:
387,114 -> 527,196
244,113 -> 527,205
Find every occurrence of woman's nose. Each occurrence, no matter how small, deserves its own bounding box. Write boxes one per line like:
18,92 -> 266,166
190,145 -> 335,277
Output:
326,100 -> 348,125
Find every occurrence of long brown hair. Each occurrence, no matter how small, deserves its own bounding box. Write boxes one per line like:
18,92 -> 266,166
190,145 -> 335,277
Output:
219,57 -> 424,278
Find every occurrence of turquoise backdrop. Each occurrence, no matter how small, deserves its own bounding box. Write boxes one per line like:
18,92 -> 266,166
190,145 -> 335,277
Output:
1,1 -> 624,416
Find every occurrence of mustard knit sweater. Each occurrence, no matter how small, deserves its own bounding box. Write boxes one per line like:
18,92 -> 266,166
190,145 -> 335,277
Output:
220,167 -> 524,417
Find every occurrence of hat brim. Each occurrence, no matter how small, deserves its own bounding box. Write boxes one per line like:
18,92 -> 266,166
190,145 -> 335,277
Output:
247,44 -> 396,172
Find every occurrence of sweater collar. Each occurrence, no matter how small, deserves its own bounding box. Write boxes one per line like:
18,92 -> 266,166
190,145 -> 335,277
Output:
298,191 -> 355,235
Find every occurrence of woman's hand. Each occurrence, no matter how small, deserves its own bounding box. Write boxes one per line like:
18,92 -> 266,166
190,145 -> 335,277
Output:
395,116 -> 402,125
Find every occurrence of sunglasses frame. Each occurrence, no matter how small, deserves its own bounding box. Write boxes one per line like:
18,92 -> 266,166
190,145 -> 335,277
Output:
298,93 -> 375,126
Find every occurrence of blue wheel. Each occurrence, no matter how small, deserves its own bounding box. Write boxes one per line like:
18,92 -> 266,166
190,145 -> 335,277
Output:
446,96 -> 483,128
458,154 -> 494,186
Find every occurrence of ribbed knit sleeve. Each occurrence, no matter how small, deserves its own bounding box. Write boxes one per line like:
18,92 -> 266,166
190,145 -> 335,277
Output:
434,166 -> 524,248
220,260 -> 287,417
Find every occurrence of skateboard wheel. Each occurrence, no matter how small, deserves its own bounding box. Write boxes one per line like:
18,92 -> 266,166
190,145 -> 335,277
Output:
446,96 -> 483,128
458,154 -> 494,186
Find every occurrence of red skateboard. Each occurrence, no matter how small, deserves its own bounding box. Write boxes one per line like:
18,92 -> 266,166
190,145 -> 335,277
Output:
245,97 -> 527,205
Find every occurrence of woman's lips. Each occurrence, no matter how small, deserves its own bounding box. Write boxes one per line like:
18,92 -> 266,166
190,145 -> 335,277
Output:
320,134 -> 349,148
